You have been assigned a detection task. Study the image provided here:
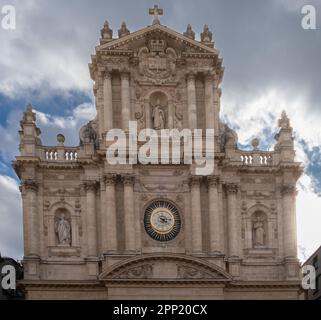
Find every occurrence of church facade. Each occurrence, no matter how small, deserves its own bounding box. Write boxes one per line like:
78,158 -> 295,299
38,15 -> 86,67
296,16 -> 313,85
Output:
13,8 -> 303,299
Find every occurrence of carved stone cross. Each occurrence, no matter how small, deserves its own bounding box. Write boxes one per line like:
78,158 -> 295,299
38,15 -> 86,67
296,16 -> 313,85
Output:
149,5 -> 163,25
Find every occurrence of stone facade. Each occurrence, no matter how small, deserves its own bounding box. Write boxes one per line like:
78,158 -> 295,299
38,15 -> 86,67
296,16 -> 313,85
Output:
13,9 -> 303,299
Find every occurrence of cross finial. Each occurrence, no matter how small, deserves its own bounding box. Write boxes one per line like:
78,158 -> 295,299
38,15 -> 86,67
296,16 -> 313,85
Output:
149,5 -> 163,25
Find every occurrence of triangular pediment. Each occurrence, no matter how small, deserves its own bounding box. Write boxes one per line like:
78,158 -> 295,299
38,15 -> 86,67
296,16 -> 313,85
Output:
99,254 -> 232,283
96,23 -> 219,56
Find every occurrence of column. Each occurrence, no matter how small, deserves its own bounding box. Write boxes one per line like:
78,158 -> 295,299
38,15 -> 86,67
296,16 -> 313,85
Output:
122,175 -> 136,253
282,185 -> 297,258
204,73 -> 215,129
168,100 -> 174,129
226,183 -> 240,257
144,99 -> 151,129
84,181 -> 98,257
121,72 -> 131,131
187,73 -> 197,129
104,174 -> 117,253
103,71 -> 113,132
190,176 -> 202,253
23,180 -> 39,257
208,176 -> 221,253
100,178 -> 108,253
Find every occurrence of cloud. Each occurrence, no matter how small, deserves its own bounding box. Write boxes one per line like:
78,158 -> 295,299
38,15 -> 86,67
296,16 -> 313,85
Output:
0,175 -> 23,259
297,173 -> 321,261
35,102 -> 96,146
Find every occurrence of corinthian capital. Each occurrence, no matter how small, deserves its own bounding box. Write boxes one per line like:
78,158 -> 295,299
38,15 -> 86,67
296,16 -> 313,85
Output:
22,179 -> 39,192
281,184 -> 297,196
83,181 -> 98,192
225,183 -> 238,194
121,174 -> 135,186
207,176 -> 220,188
104,173 -> 117,186
189,175 -> 201,188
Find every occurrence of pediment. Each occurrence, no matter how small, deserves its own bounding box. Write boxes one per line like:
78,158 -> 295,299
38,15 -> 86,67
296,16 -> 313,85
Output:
96,24 -> 219,56
99,254 -> 232,283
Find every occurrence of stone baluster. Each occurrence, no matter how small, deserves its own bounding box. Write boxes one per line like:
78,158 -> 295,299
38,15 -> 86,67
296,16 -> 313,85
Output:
282,185 -> 298,258
84,181 -> 98,257
121,72 -> 131,131
226,183 -> 240,257
190,176 -> 202,253
103,71 -> 113,133
208,176 -> 221,253
104,174 -> 117,253
22,180 -> 39,257
122,174 -> 136,253
187,73 -> 197,130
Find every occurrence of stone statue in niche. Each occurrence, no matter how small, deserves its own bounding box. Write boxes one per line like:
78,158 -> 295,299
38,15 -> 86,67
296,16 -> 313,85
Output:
252,214 -> 266,248
152,99 -> 166,130
55,214 -> 71,246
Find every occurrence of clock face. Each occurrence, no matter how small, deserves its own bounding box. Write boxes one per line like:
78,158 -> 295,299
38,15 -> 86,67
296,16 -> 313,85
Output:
144,200 -> 181,242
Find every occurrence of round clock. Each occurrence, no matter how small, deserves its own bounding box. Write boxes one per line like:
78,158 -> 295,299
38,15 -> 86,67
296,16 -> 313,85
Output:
144,200 -> 181,242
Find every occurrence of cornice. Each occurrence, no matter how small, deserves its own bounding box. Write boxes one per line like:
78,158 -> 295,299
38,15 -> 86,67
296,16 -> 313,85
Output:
96,24 -> 219,55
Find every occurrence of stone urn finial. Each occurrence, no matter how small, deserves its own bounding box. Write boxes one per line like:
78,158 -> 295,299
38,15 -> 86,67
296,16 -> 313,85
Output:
57,134 -> 65,146
251,138 -> 260,150
184,24 -> 195,40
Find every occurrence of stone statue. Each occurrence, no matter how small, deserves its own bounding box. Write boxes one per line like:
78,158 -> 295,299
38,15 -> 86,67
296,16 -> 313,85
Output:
55,214 -> 71,245
79,120 -> 98,146
152,99 -> 166,130
253,219 -> 265,247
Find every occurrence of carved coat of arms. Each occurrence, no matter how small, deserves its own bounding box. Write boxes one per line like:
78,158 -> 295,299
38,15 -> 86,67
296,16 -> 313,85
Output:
138,39 -> 177,81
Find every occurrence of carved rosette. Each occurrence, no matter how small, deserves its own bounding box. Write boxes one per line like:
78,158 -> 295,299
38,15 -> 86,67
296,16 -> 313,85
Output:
225,183 -> 239,194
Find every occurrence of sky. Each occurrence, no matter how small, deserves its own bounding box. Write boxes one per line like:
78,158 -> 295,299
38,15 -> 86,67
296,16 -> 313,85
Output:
0,0 -> 320,261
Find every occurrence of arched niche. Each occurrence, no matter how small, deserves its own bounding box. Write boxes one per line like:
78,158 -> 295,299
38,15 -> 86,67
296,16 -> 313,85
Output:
243,203 -> 276,250
149,91 -> 168,130
54,208 -> 72,246
46,201 -> 80,249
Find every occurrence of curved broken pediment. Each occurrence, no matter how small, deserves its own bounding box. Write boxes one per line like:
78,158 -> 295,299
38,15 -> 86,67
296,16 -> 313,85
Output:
99,254 -> 232,283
